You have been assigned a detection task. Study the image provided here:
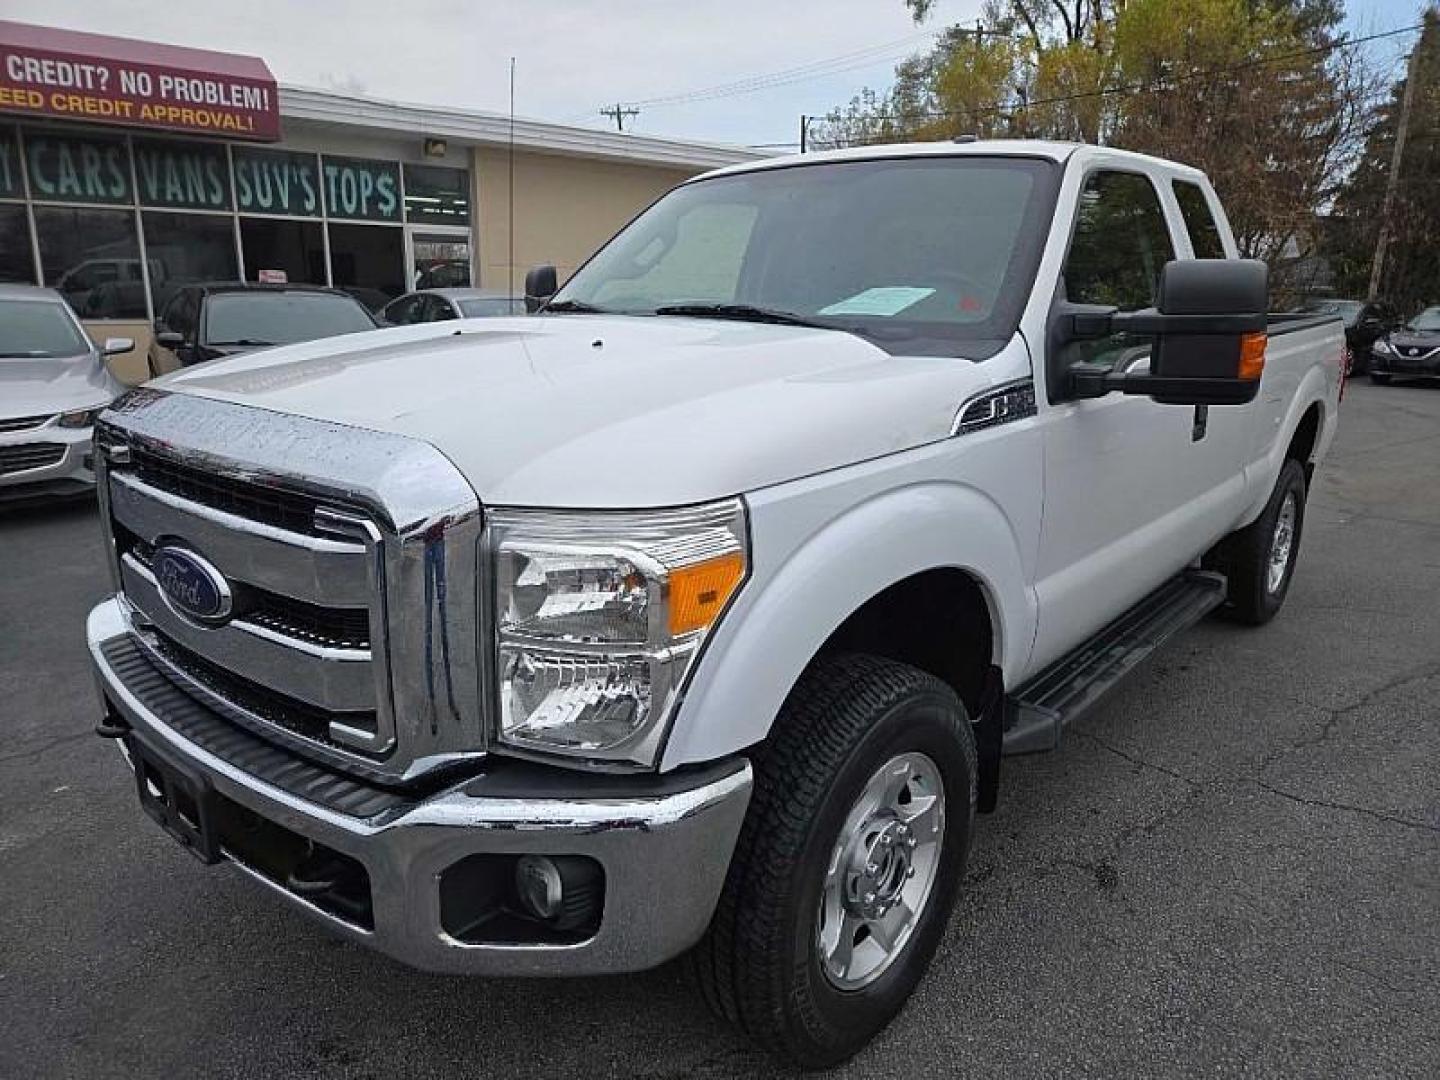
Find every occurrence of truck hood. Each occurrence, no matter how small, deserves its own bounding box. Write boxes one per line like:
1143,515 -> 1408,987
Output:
156,316 -> 1002,507
2,352 -> 123,420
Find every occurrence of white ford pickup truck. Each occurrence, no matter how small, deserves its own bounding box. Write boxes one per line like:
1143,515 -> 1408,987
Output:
88,140 -> 1343,1067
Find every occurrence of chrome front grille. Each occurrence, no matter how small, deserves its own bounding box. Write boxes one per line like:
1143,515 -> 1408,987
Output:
96,390 -> 486,783
125,534 -> 372,650
0,413 -> 55,434
0,442 -> 65,475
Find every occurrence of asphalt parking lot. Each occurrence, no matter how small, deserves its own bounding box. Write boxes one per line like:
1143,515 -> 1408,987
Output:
1,379 -> 1437,1079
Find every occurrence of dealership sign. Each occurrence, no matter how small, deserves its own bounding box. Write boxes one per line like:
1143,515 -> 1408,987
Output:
0,20 -> 279,140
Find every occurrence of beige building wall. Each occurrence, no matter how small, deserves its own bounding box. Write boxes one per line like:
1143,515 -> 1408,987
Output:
82,320 -> 153,385
473,148 -> 697,294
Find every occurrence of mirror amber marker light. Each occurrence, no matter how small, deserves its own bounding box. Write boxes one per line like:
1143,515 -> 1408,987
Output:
1239,332 -> 1267,381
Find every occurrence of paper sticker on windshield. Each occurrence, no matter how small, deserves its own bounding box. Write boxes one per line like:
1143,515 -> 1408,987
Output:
819,287 -> 935,317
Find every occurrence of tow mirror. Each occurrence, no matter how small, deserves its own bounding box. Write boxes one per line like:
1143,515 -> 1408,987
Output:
524,264 -> 558,313
1059,259 -> 1269,406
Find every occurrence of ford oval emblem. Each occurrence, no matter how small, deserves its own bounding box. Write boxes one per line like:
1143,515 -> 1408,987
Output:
152,545 -> 233,625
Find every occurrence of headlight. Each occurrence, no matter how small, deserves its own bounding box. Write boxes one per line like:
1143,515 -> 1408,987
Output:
1372,339 -> 1392,355
58,406 -> 105,428
490,499 -> 748,767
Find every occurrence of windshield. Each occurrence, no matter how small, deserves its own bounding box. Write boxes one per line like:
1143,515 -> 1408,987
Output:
458,297 -> 522,317
204,291 -> 376,347
1408,307 -> 1440,332
552,156 -> 1060,357
0,299 -> 89,358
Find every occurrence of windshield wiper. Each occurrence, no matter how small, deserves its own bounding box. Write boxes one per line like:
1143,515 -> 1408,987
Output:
208,338 -> 273,347
543,299 -> 608,314
653,302 -> 830,329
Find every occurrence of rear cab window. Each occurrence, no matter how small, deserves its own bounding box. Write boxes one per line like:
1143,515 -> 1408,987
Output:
1171,180 -> 1227,260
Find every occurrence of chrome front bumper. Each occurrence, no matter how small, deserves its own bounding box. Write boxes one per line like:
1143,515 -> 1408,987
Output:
87,597 -> 752,976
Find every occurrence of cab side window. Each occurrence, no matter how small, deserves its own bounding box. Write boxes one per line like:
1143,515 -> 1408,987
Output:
1172,180 -> 1226,259
1064,171 -> 1176,368
1065,171 -> 1175,310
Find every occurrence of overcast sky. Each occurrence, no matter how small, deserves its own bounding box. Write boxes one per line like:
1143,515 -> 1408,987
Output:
3,0 -> 1423,148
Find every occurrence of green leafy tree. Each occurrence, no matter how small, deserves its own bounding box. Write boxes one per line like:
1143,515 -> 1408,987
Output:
1109,0 -> 1374,269
810,2 -> 1377,285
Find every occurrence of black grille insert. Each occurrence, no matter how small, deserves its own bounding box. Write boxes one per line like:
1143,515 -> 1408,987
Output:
0,442 -> 65,475
124,442 -> 344,538
150,629 -> 379,744
244,593 -> 372,651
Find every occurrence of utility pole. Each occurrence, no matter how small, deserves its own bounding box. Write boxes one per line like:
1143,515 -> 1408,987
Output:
799,114 -> 808,154
599,104 -> 639,132
1368,46 -> 1420,302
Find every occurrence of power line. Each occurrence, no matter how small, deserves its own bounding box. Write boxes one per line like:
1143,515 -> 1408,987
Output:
805,21 -> 1426,129
570,28 -> 940,123
637,31 -> 937,106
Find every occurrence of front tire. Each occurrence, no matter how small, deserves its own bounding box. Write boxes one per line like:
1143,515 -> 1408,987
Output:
691,653 -> 976,1069
1206,458 -> 1307,625
1371,371 -> 1391,385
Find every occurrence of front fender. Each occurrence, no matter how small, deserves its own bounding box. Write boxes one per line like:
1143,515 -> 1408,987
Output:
660,476 -> 1035,770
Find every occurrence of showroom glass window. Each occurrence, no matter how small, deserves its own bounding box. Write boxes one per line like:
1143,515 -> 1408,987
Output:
406,164 -> 472,288
8,126 -> 473,321
404,164 -> 469,226
234,148 -> 327,285
324,155 -> 405,309
135,139 -> 239,309
25,130 -> 148,318
0,129 -> 33,284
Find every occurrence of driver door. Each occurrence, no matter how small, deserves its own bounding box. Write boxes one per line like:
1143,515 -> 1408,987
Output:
1030,169 -> 1246,669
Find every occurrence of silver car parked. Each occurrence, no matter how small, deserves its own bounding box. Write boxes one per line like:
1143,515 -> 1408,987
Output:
1,285 -> 131,504
379,287 -> 524,325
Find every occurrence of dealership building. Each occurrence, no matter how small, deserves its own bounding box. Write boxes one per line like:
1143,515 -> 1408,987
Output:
0,20 -> 757,382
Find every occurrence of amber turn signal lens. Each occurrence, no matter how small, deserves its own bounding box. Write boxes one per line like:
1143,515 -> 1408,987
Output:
1239,332 -> 1267,381
668,552 -> 746,636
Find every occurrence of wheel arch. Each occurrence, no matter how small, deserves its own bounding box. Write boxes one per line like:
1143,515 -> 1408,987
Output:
1238,373 -> 1333,527
661,481 -> 1032,773
1286,399 -> 1324,489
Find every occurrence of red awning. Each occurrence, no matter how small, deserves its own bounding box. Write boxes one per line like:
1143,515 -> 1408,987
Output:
0,20 -> 280,140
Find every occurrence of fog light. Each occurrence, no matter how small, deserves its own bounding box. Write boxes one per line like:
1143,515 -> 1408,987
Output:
514,854 -> 604,931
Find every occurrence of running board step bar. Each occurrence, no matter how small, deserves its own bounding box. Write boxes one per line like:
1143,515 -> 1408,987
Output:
1003,570 -> 1227,755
